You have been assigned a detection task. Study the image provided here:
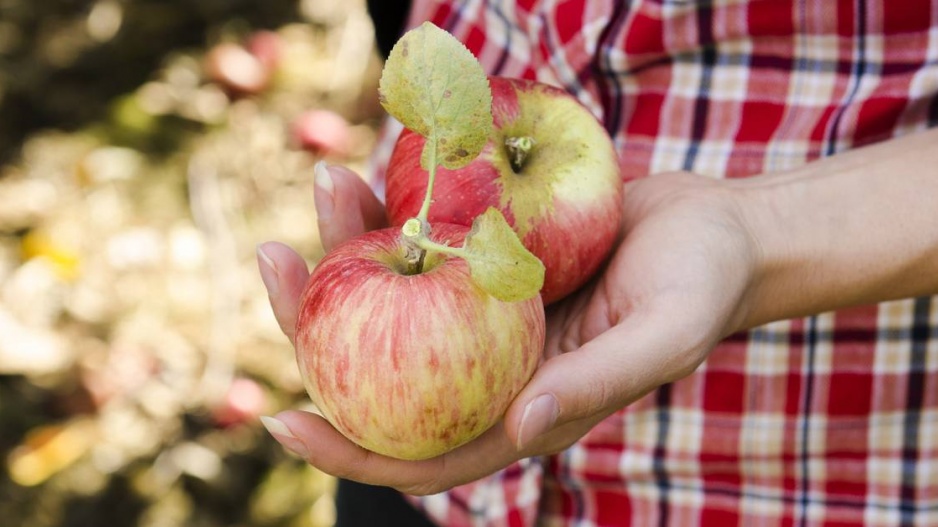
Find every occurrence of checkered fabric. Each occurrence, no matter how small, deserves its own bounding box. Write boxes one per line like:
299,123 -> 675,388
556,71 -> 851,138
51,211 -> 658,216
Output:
371,1 -> 938,525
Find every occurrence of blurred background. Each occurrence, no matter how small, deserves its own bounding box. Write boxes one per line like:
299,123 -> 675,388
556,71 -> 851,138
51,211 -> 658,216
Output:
0,1 -> 388,525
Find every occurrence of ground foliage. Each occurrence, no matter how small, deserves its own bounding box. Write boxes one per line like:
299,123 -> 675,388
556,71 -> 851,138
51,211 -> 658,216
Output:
0,0 -> 385,525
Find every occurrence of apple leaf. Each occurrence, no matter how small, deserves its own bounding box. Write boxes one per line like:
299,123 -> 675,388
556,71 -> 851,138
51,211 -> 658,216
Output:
378,22 -> 492,170
463,208 -> 545,302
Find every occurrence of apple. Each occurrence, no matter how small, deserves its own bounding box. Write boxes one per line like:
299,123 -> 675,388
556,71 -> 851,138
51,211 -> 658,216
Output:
294,223 -> 545,460
384,76 -> 623,304
246,30 -> 283,72
205,42 -> 270,95
211,377 -> 269,428
290,109 -> 352,157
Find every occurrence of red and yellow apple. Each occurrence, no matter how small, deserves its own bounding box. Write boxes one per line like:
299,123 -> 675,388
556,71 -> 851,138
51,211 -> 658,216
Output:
204,42 -> 270,95
291,109 -> 352,157
385,76 -> 623,304
294,223 -> 545,460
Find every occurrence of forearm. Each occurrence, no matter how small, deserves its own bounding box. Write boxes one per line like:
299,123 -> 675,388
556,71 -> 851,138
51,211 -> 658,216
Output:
737,127 -> 938,330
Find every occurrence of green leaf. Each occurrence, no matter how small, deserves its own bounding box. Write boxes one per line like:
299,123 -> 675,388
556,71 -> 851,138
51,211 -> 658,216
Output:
378,22 -> 492,170
463,208 -> 545,302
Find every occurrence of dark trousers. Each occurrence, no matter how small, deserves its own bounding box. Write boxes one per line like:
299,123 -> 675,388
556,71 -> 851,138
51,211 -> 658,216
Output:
334,479 -> 438,527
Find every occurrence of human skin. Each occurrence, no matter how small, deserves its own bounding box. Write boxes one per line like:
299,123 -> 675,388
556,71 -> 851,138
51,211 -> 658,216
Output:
257,127 -> 938,496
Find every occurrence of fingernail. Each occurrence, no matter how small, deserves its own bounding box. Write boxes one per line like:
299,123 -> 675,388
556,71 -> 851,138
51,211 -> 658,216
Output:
313,161 -> 335,222
260,415 -> 310,459
516,394 -> 559,451
256,244 -> 279,297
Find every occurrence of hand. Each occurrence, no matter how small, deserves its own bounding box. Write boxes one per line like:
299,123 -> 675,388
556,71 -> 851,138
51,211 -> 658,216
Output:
257,163 -> 762,495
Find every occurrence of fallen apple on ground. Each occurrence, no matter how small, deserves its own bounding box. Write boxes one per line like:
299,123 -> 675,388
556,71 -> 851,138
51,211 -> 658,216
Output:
290,109 -> 352,157
293,224 -> 545,460
385,76 -> 623,304
204,42 -> 270,95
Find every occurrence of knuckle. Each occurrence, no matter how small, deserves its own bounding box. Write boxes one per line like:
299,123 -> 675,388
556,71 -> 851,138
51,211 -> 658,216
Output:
329,462 -> 366,484
558,332 -> 581,354
581,378 -> 614,418
395,456 -> 454,496
398,480 -> 445,496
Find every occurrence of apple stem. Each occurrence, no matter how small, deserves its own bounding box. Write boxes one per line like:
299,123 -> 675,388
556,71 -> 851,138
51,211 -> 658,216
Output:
401,217 -> 467,274
402,218 -> 430,274
505,136 -> 535,173
402,241 -> 427,274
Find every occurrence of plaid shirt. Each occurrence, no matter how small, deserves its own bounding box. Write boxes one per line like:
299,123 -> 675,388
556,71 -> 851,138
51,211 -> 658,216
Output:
371,1 -> 938,525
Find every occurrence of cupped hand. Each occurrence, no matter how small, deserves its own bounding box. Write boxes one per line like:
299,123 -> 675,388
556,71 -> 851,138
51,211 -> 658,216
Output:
257,163 -> 762,495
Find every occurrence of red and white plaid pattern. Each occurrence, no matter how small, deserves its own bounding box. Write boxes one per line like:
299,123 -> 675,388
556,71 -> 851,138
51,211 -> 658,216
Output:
372,1 -> 938,525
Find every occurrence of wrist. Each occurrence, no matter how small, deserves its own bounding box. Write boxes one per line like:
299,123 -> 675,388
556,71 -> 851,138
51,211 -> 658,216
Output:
729,171 -> 812,330
730,128 -> 938,330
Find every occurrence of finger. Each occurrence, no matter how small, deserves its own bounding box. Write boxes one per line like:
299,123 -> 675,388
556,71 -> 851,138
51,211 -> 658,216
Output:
544,279 -> 604,357
315,162 -> 388,252
261,410 -> 519,495
256,241 -> 310,344
505,308 -> 704,451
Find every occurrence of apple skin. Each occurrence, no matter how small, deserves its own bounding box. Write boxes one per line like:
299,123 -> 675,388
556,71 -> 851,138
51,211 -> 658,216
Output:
291,109 -> 352,157
385,76 -> 623,305
294,223 -> 545,460
204,42 -> 270,95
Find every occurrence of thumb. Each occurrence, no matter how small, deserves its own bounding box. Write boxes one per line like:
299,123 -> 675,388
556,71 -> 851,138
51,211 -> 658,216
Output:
314,162 -> 388,252
504,311 -> 698,452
